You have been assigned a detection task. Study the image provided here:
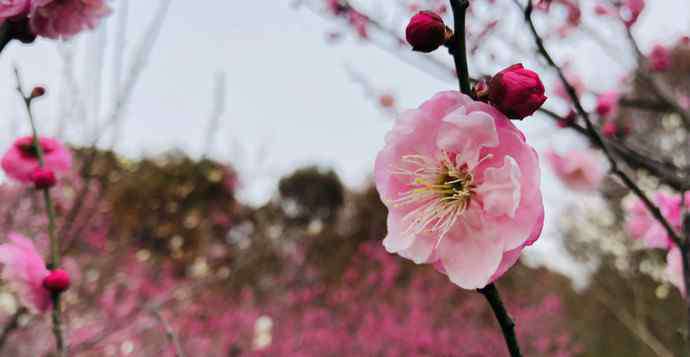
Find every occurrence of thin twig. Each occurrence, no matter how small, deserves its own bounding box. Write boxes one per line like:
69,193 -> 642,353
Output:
14,68 -> 66,357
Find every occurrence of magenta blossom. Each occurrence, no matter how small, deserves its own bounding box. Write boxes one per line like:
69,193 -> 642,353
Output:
625,192 -> 688,249
666,247 -> 686,297
0,233 -> 50,313
0,0 -> 30,22
595,91 -> 620,118
649,44 -> 671,72
375,91 -> 544,289
1,136 -> 72,183
545,149 -> 605,191
30,0 -> 110,39
488,64 -> 547,120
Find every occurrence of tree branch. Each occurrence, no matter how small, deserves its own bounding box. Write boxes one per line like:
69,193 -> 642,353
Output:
448,0 -> 471,94
478,284 -> 522,357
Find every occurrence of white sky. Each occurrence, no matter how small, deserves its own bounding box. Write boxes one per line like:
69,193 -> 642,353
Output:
0,0 -> 688,284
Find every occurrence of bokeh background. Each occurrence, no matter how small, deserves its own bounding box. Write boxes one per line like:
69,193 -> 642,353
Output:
0,0 -> 689,356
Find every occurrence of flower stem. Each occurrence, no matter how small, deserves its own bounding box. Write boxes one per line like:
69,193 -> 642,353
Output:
448,0 -> 471,95
478,283 -> 523,357
15,68 -> 66,356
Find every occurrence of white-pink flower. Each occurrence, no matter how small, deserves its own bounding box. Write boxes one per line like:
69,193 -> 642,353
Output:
0,233 -> 51,313
30,0 -> 110,39
625,192 -> 687,249
374,91 -> 544,289
666,247 -> 686,297
545,148 -> 605,191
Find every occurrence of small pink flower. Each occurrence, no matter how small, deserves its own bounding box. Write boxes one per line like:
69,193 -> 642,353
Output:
649,44 -> 671,72
405,11 -> 448,53
666,247 -> 686,297
0,0 -> 30,22
0,233 -> 51,313
545,149 -> 605,191
375,91 -> 544,289
488,64 -> 547,119
1,136 -> 72,183
595,91 -> 619,118
43,268 -> 70,293
625,192 -> 687,249
30,0 -> 111,39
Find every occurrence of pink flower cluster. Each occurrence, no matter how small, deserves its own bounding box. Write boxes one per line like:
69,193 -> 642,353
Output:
625,192 -> 689,295
375,91 -> 544,289
0,0 -> 110,39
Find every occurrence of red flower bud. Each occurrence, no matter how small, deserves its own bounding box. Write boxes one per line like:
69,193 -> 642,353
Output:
405,11 -> 450,53
31,86 -> 46,98
43,269 -> 70,294
488,64 -> 547,119
30,168 -> 56,189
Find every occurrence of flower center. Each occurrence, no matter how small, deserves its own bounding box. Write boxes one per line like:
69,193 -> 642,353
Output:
17,141 -> 40,158
392,151 -> 475,239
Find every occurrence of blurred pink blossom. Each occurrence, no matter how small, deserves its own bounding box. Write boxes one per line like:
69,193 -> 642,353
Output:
1,136 -> 72,183
666,247 -> 686,296
546,149 -> 605,191
649,44 -> 671,72
595,91 -> 619,118
375,91 -> 544,289
0,233 -> 50,313
30,0 -> 110,39
625,192 -> 687,249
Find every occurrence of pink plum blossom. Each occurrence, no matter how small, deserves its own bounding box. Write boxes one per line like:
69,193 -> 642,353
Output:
545,149 -> 605,191
625,192 -> 688,249
0,0 -> 30,23
649,44 -> 671,72
30,0 -> 110,39
595,91 -> 619,118
666,247 -> 686,297
0,233 -> 50,313
374,91 -> 544,289
1,136 -> 72,183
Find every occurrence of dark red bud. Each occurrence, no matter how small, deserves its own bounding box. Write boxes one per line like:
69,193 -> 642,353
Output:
405,11 -> 450,53
43,269 -> 71,294
31,86 -> 46,98
488,63 -> 547,119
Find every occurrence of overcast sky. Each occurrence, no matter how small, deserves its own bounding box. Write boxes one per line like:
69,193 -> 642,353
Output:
0,0 -> 688,283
